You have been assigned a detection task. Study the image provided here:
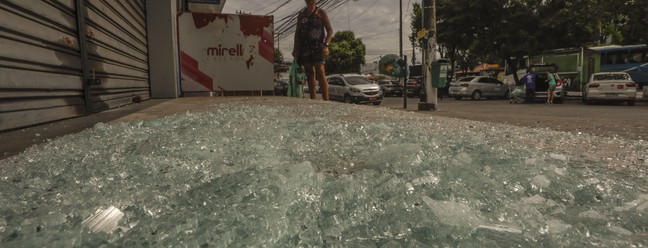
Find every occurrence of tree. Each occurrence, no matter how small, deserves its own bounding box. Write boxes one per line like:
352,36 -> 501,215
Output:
410,2 -> 458,78
274,48 -> 284,64
540,0 -> 617,47
621,0 -> 648,44
535,0 -> 593,48
327,31 -> 366,74
486,0 -> 539,80
410,0 -> 647,84
408,3 -> 423,53
436,0 -> 482,76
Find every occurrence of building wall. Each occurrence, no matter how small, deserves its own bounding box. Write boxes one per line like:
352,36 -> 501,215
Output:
147,0 -> 179,98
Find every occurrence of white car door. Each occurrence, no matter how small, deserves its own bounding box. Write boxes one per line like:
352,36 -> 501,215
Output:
491,78 -> 506,97
477,77 -> 492,96
328,77 -> 343,100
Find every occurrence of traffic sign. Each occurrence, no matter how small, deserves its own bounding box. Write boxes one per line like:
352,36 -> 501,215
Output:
417,29 -> 427,40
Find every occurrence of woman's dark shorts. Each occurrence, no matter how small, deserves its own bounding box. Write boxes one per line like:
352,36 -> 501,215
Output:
299,53 -> 326,66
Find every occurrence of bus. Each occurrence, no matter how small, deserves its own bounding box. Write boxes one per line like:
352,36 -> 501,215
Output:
589,44 -> 648,88
529,47 -> 600,93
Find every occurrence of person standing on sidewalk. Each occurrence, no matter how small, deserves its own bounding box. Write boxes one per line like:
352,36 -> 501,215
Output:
521,69 -> 537,103
546,72 -> 557,104
292,0 -> 333,100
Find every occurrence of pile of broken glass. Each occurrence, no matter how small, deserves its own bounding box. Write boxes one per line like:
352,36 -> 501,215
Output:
1,99 -> 647,247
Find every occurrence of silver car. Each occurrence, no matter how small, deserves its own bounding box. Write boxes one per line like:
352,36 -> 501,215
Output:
327,74 -> 383,105
583,72 -> 637,106
448,76 -> 509,100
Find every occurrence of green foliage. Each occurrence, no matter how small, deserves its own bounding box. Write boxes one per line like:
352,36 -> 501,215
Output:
620,0 -> 648,44
413,0 -> 648,75
274,48 -> 284,64
408,2 -> 423,51
326,31 -> 366,74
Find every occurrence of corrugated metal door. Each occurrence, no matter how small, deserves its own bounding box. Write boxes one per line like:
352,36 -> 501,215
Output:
0,0 -> 149,132
0,0 -> 85,131
83,0 -> 149,111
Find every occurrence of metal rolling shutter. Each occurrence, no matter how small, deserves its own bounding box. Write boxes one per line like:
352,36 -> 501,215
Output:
0,0 -> 85,131
83,0 -> 149,112
0,0 -> 149,132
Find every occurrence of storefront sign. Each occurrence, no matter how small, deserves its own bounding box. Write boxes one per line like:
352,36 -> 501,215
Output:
177,12 -> 274,93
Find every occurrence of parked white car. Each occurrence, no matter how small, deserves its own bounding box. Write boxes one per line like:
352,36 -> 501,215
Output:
327,74 -> 383,105
582,72 -> 637,106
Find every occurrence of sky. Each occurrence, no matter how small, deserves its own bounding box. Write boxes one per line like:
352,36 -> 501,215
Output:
221,0 -> 423,67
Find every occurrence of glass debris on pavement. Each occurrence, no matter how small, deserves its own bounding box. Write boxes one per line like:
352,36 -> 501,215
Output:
0,99 -> 647,247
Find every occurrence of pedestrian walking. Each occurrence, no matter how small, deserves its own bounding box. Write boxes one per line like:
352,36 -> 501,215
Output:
546,72 -> 557,104
292,0 -> 333,100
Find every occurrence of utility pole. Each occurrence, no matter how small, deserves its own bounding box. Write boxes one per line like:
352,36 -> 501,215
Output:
399,0 -> 403,60
419,0 -> 436,110
412,41 -> 416,66
400,0 -> 407,109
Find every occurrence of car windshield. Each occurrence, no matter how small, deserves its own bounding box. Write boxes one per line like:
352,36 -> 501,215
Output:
594,74 -> 630,81
458,77 -> 474,82
345,76 -> 373,85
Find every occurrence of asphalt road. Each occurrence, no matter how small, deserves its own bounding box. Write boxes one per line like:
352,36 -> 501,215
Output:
377,95 -> 648,141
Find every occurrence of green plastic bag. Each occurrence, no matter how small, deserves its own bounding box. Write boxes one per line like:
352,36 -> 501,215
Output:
288,60 -> 305,97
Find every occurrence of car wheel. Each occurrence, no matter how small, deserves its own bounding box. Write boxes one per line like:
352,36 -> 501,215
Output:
372,101 -> 381,105
454,96 -> 462,100
344,94 -> 354,103
471,91 -> 481,100
628,100 -> 635,106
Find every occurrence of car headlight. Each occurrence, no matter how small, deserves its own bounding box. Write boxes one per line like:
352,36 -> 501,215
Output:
350,87 -> 361,93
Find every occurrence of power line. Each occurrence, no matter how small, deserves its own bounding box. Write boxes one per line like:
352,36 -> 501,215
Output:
238,0 -> 277,14
349,0 -> 379,22
356,29 -> 400,39
232,0 -> 393,54
274,0 -> 348,44
367,48 -> 416,54
265,0 -> 292,16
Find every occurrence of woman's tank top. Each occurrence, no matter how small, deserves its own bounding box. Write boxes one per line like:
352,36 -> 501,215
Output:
297,7 -> 325,56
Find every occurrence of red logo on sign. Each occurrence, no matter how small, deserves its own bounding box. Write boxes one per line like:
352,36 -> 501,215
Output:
207,44 -> 243,56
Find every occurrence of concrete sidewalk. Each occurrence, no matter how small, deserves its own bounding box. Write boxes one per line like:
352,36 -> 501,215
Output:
1,97 -> 272,160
